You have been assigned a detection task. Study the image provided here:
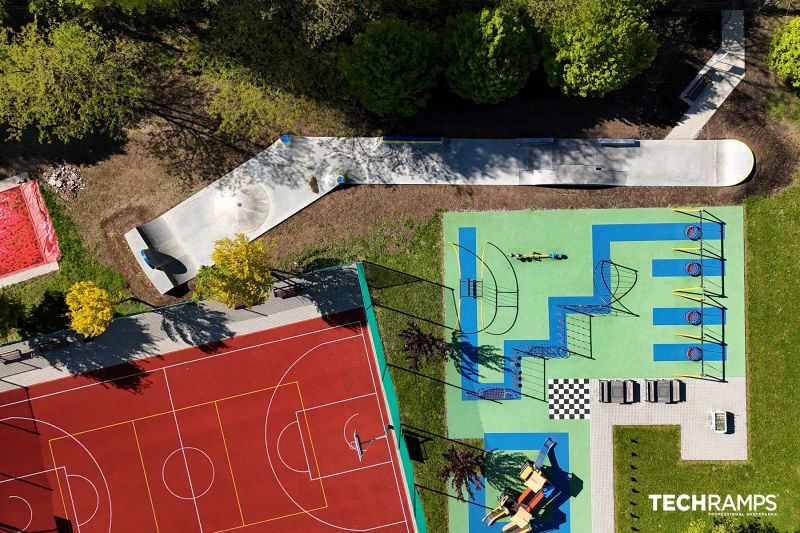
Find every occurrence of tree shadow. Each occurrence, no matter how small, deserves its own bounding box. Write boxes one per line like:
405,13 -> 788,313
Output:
19,290 -> 69,339
448,330 -> 505,378
483,450 -> 529,494
32,303 -> 236,392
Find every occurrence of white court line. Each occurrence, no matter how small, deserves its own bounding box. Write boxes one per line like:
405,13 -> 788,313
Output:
310,460 -> 394,482
1,418 -> 113,533
7,495 -> 33,531
62,467 -> 82,533
67,474 -> 100,526
0,467 -> 61,484
162,369 -> 203,532
0,321 -> 364,410
276,421 -> 309,474
300,392 -> 377,412
292,412 -> 315,479
264,334 -> 413,531
358,330 -> 412,533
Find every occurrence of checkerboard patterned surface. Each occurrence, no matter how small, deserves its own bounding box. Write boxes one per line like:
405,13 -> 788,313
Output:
548,378 -> 591,419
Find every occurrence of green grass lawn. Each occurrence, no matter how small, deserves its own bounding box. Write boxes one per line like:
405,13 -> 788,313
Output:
614,187 -> 800,532
1,187 -> 145,343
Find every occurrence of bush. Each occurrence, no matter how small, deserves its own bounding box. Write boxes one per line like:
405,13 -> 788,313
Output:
766,17 -> 800,92
543,0 -> 658,97
444,7 -> 538,104
339,16 -> 442,116
65,281 -> 114,339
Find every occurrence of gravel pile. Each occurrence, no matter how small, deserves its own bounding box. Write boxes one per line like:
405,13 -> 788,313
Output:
43,164 -> 84,200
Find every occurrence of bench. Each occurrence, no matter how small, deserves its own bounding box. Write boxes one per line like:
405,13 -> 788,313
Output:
0,350 -> 23,364
686,73 -> 712,101
273,284 -> 303,299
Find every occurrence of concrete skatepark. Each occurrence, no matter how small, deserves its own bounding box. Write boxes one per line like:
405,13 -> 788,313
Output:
125,136 -> 755,293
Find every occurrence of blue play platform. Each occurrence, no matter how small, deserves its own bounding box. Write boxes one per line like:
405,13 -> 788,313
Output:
653,343 -> 726,361
652,307 -> 725,326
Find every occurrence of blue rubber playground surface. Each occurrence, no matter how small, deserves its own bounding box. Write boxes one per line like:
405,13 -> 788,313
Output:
442,207 -> 745,533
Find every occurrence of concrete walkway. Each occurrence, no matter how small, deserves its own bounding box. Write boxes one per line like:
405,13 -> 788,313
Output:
0,266 -> 362,390
589,377 -> 748,532
667,10 -> 746,140
126,136 -> 755,294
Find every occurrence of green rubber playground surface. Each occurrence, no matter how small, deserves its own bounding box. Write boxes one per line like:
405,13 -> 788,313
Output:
441,207 -> 745,533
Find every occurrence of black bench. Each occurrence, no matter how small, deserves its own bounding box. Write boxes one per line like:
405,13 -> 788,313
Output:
274,284 -> 303,299
0,349 -> 23,364
686,73 -> 712,101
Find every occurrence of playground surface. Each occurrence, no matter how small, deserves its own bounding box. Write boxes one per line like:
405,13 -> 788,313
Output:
442,207 -> 746,532
0,311 -> 415,533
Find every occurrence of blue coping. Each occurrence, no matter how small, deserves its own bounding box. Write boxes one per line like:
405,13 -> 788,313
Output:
468,432 -> 571,533
652,258 -> 725,277
653,343 -> 726,361
652,307 -> 725,326
456,222 -> 728,400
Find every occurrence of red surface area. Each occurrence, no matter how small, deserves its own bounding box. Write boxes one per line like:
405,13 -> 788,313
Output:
0,181 -> 60,278
0,311 -> 414,533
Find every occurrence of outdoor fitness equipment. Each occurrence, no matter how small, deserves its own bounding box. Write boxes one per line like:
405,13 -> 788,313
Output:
509,252 -> 566,262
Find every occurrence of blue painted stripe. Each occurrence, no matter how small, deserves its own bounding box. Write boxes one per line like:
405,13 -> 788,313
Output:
652,307 -> 725,326
469,433 -> 571,533
652,258 -> 725,277
653,343 -> 726,361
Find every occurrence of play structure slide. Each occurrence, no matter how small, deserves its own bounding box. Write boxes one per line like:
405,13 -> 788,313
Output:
126,136 -> 754,293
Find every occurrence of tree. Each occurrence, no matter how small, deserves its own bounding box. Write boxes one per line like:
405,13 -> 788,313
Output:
203,65 -> 313,143
541,0 -> 659,97
339,16 -> 442,116
46,0 -> 176,13
194,234 -> 275,308
398,321 -> 450,371
437,445 -> 484,501
65,281 -> 115,339
444,7 -> 538,104
0,22 -> 143,143
0,289 -> 24,340
766,17 -> 800,91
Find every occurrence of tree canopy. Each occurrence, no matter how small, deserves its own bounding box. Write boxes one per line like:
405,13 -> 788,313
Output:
766,17 -> 800,92
444,7 -> 537,104
541,0 -> 659,97
0,22 -> 143,142
437,445 -> 484,501
339,16 -> 441,116
65,281 -> 115,338
194,234 -> 275,308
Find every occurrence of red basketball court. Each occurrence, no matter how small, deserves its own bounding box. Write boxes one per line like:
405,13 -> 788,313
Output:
0,311 -> 415,532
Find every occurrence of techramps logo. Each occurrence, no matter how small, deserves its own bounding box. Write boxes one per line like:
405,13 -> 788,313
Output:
648,494 -> 778,518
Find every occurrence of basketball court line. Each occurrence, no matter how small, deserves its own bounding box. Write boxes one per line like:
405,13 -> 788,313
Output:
7,495 -> 33,531
0,321 -> 363,411
162,368 -> 204,532
63,466 -> 82,533
300,392 -> 378,412
311,460 -> 395,482
214,401 -> 245,527
48,382 -> 299,442
132,420 -> 161,533
358,330 -> 412,533
277,420 -> 311,474
67,474 -> 100,526
3,318 -> 415,533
